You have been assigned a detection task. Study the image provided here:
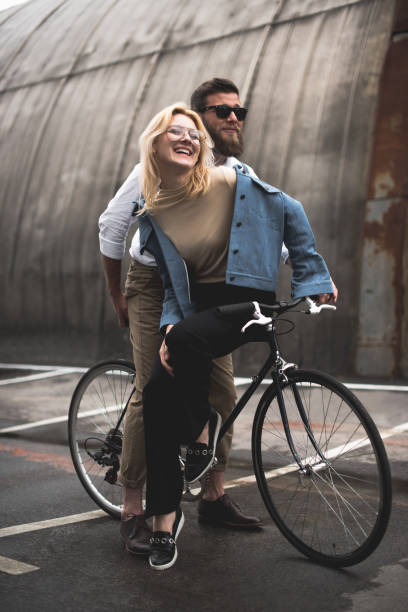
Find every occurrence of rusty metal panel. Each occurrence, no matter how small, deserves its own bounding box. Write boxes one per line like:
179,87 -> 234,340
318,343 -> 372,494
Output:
357,1 -> 408,377
357,199 -> 405,375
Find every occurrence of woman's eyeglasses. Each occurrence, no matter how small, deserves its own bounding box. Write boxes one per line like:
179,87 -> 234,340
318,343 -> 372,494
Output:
166,125 -> 204,142
200,105 -> 248,121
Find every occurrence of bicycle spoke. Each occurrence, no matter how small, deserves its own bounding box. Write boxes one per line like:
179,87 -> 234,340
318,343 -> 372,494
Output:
68,362 -> 137,519
253,369 -> 391,566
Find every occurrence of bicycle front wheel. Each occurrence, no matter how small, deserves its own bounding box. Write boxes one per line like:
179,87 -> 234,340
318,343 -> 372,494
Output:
68,360 -> 136,519
252,369 -> 392,567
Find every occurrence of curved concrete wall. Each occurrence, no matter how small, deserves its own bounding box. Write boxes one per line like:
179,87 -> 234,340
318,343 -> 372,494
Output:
0,0 -> 397,374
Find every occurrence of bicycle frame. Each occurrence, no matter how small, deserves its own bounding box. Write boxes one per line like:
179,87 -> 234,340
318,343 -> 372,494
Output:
105,314 -> 329,475
218,316 -> 328,473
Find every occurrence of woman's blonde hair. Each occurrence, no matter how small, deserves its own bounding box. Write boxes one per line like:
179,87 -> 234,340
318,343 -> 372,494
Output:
138,102 -> 213,212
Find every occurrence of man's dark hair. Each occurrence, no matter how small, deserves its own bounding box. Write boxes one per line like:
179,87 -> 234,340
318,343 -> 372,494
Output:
190,78 -> 240,112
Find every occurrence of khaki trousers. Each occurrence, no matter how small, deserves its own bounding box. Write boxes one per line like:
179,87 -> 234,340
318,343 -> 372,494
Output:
119,258 -> 236,488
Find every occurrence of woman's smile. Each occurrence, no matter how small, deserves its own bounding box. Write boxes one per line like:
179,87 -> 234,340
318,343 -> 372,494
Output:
154,114 -> 201,171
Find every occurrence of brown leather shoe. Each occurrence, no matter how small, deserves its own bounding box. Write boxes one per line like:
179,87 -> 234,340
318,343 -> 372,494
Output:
198,494 -> 262,530
120,515 -> 151,555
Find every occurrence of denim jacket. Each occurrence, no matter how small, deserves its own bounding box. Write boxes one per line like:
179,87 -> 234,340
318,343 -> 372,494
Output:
138,166 -> 332,330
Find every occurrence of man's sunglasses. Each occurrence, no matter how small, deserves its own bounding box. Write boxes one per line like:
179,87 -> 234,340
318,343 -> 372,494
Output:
200,105 -> 248,121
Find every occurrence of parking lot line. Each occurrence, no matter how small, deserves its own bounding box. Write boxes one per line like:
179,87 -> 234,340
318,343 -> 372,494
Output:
234,377 -> 408,392
0,367 -> 86,386
1,419 -> 407,540
0,509 -> 107,539
0,405 -> 120,434
0,554 -> 39,575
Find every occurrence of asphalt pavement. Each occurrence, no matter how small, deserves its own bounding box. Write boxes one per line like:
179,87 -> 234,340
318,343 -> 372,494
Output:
1,363 -> 408,612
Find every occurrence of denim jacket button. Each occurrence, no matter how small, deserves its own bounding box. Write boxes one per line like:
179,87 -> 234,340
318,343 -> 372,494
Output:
230,276 -> 236,281
236,222 -> 242,227
233,249 -> 239,254
240,194 -> 245,199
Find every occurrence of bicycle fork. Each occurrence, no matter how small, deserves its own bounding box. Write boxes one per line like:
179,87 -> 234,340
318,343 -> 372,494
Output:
267,325 -> 329,475
273,370 -> 330,474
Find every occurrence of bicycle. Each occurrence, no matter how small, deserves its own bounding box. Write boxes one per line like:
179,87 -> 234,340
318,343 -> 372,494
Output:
68,297 -> 392,568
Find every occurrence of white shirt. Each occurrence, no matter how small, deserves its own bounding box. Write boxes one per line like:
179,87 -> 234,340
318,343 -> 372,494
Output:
98,157 -> 289,266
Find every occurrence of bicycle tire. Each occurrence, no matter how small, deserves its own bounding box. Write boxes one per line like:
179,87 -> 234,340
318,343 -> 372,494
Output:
68,360 -> 136,519
252,368 -> 392,567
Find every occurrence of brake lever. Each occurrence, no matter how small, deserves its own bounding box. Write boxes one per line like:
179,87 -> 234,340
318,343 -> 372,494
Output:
241,301 -> 273,333
304,297 -> 337,315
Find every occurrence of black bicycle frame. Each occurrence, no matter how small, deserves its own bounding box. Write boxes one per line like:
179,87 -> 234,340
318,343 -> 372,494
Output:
218,351 -> 276,440
110,318 -> 327,472
218,319 -> 327,472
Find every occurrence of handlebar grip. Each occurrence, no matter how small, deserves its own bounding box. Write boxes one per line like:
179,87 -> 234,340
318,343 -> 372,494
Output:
216,302 -> 256,318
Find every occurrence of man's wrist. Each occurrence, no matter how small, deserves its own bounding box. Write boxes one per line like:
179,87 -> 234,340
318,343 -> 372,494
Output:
109,288 -> 124,300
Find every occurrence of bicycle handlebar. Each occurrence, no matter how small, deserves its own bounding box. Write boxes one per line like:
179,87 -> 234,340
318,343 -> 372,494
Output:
217,297 -> 336,333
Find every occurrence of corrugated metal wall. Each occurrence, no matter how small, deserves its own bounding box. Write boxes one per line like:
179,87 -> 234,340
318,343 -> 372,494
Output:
0,0 -> 402,377
356,1 -> 408,377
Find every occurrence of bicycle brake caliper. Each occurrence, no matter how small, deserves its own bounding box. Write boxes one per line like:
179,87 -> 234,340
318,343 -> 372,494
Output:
278,360 -> 297,383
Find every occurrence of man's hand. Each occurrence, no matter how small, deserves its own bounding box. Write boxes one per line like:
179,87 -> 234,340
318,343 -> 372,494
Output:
316,277 -> 338,305
112,292 -> 129,328
316,292 -> 335,305
101,255 -> 129,327
330,277 -> 338,303
160,324 -> 174,376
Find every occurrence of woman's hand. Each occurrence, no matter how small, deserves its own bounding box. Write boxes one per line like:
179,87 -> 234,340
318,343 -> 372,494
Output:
160,324 -> 174,376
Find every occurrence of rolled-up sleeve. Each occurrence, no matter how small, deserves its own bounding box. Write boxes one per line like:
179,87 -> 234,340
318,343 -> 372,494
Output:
98,164 -> 141,259
283,195 -> 333,298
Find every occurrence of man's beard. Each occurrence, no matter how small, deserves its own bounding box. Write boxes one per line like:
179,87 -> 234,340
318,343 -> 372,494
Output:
209,128 -> 244,158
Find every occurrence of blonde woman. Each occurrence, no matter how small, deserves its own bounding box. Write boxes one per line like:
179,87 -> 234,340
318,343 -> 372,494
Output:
137,103 -> 334,570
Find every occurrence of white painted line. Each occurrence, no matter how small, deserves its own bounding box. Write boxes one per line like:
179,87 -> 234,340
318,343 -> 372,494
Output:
0,363 -> 82,371
234,377 -> 408,392
0,405 -> 121,434
0,367 -> 87,386
0,509 -> 106,539
214,421 -> 408,490
0,554 -> 40,575
1,363 -> 406,392
0,414 -> 71,434
1,420 -> 407,539
342,383 -> 408,392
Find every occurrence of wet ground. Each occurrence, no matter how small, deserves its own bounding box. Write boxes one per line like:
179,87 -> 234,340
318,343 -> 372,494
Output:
1,363 -> 408,611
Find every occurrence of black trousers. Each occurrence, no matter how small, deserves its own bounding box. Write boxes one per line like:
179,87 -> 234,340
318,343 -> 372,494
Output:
142,283 -> 275,518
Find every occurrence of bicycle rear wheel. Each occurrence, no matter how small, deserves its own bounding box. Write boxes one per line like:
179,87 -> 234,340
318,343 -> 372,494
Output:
252,369 -> 392,567
68,360 -> 135,519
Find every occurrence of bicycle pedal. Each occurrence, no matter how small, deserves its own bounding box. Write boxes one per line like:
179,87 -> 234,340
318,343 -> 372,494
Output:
182,482 -> 202,502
